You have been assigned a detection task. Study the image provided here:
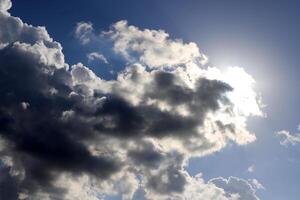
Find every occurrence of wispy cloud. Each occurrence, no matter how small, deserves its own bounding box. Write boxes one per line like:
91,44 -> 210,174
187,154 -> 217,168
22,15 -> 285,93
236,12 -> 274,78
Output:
87,52 -> 108,64
276,125 -> 300,146
75,22 -> 94,45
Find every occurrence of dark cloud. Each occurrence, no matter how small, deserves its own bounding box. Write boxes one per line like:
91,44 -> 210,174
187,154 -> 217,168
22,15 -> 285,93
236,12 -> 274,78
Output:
0,166 -> 19,200
127,141 -> 163,168
145,153 -> 187,195
147,166 -> 186,194
94,96 -> 199,138
0,45 -> 120,197
94,96 -> 145,137
148,71 -> 194,105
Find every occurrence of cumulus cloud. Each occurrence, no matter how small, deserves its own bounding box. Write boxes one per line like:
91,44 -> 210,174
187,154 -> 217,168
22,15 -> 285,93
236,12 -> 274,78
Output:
0,1 -> 263,199
87,52 -> 108,64
210,177 -> 263,200
105,20 -> 208,68
276,124 -> 300,146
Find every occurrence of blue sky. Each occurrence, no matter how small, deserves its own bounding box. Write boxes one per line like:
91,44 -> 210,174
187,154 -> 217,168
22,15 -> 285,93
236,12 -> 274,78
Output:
2,0 -> 300,199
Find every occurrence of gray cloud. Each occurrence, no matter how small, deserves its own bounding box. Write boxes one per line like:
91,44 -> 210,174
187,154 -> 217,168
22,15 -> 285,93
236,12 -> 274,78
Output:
0,165 -> 18,200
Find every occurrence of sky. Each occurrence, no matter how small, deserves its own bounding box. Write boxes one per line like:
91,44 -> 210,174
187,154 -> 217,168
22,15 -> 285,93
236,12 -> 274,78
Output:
1,0 -> 300,199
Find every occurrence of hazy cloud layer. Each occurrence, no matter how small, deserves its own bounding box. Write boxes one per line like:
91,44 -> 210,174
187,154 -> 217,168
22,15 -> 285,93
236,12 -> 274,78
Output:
0,1 -> 263,199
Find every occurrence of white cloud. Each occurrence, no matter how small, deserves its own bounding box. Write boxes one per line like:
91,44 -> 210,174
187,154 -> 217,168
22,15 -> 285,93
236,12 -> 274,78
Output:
248,179 -> 265,190
0,5 -> 65,69
210,176 -> 263,200
20,102 -> 30,110
276,126 -> 300,146
0,0 -> 11,12
247,165 -> 255,173
106,20 -> 207,68
87,52 -> 108,64
75,22 -> 94,45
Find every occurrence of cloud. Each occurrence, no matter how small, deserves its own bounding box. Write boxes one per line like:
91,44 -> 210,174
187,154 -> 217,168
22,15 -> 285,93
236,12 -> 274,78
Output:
249,179 -> 265,190
0,165 -> 19,200
247,165 -> 255,173
276,125 -> 300,146
107,20 -> 208,68
0,0 -> 11,12
144,172 -> 239,200
87,52 -> 108,64
0,1 -> 263,199
0,7 -> 65,68
210,177 -> 263,200
75,22 -> 94,45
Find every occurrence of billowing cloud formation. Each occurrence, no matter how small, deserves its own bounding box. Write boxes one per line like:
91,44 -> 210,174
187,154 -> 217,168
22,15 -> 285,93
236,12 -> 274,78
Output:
105,20 -> 208,68
276,124 -> 300,146
0,1 -> 263,199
